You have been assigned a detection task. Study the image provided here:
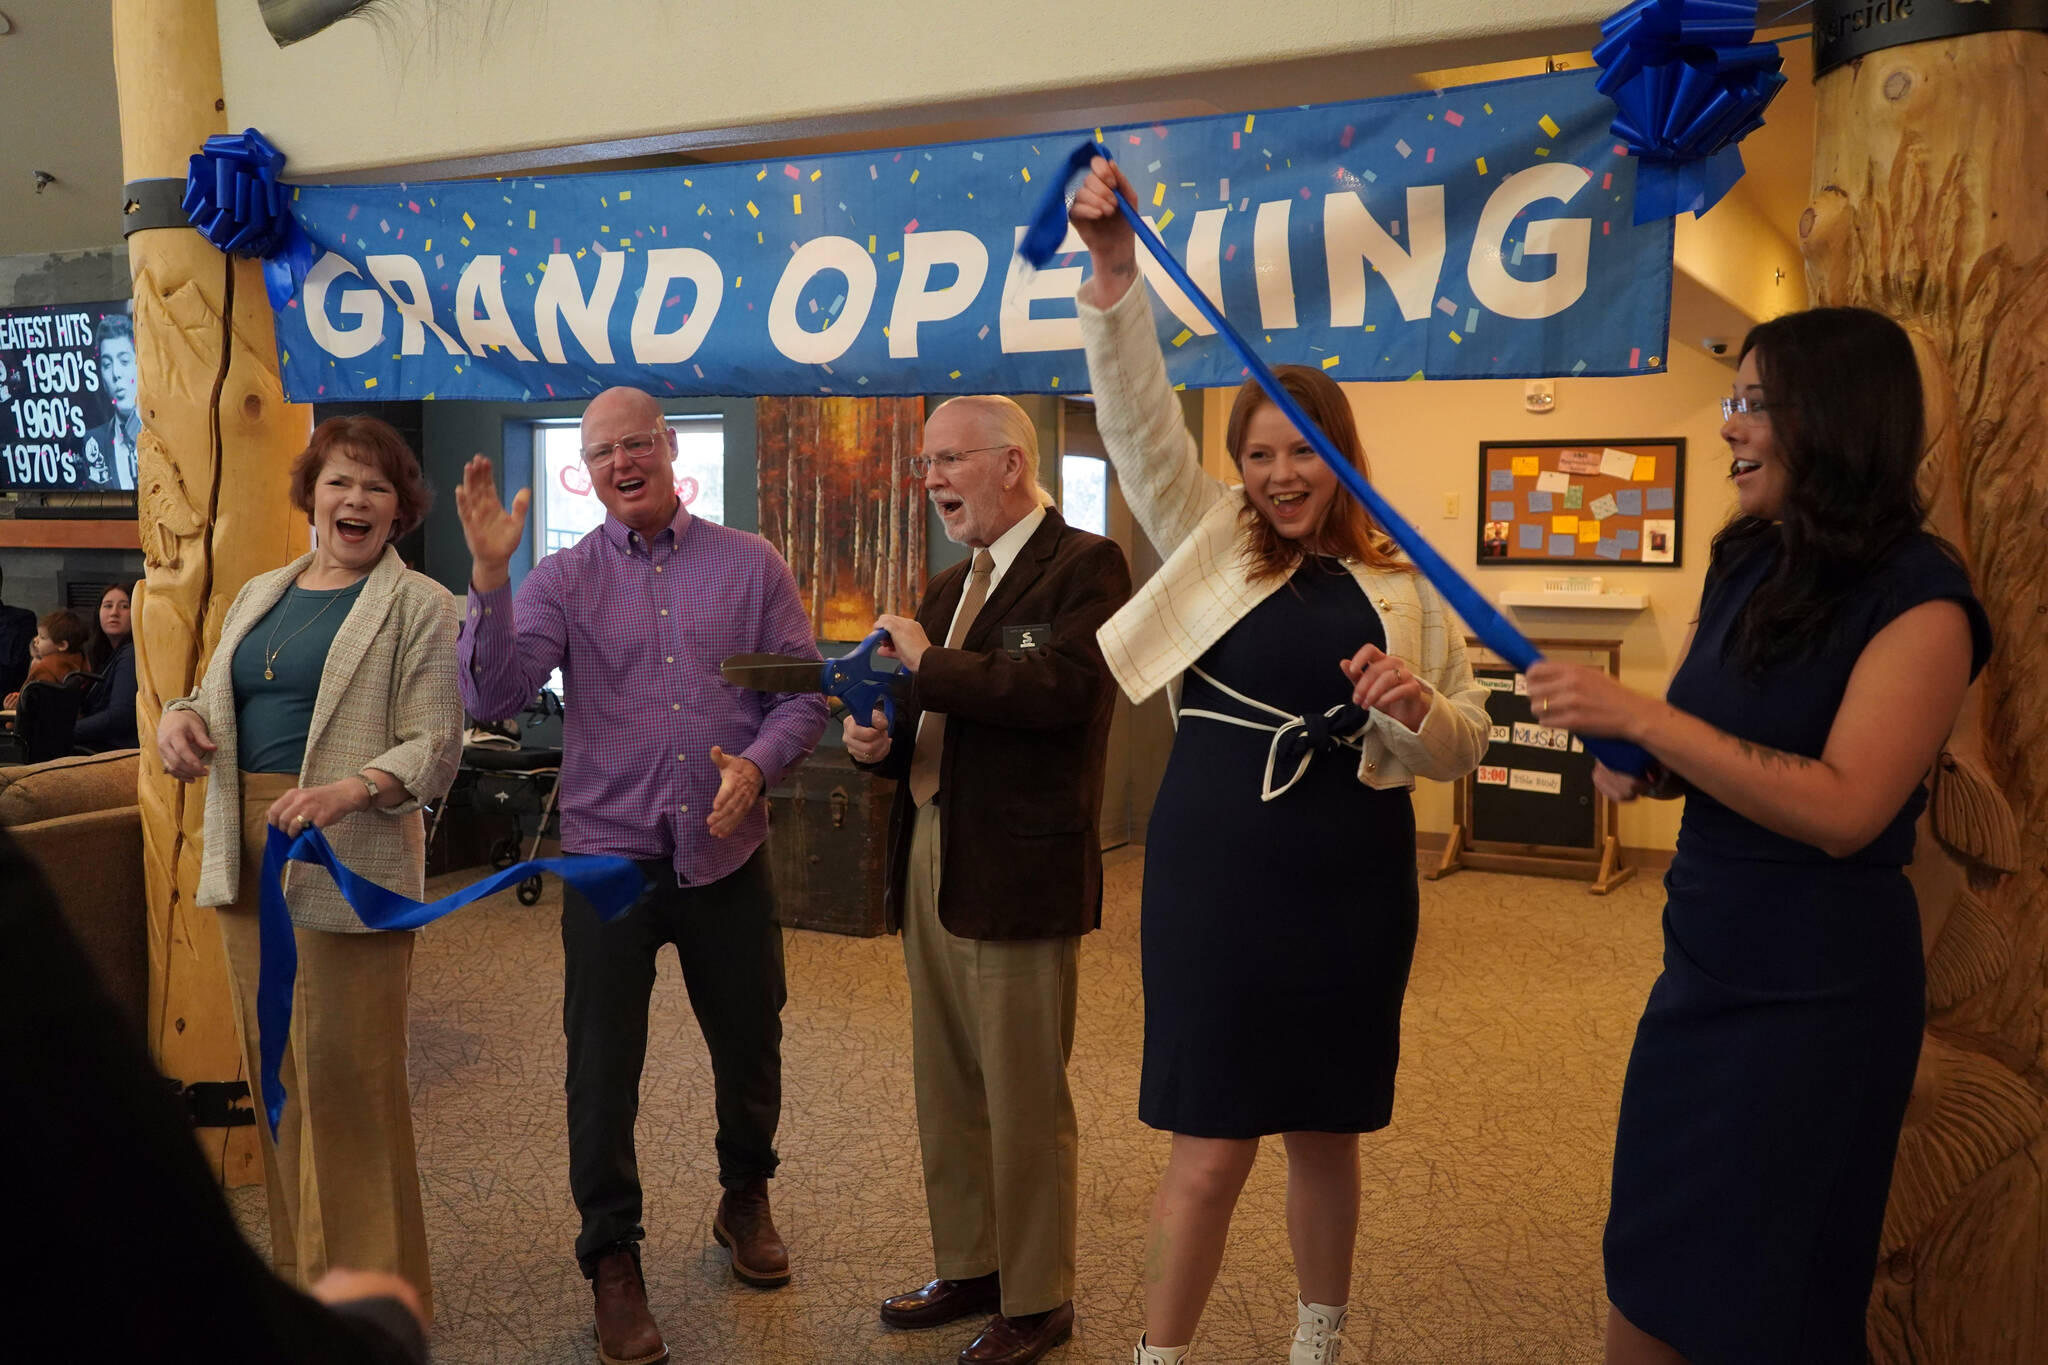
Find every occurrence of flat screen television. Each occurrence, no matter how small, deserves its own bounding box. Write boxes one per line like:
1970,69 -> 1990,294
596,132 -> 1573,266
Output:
0,298 -> 139,493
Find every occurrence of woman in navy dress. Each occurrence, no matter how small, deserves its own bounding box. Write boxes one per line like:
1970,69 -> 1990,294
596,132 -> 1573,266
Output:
1529,307 -> 1992,1365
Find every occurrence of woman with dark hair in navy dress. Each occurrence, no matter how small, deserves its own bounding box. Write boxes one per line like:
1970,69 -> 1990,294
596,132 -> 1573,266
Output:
1528,306 -> 1992,1365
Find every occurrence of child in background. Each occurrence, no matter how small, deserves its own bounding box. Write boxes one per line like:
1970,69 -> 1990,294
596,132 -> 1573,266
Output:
4,609 -> 89,708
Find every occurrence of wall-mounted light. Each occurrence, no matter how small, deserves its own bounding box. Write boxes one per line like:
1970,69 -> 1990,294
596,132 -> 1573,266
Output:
32,170 -> 57,194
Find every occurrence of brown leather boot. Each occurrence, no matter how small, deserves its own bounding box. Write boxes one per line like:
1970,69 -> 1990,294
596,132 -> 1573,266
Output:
591,1245 -> 668,1365
711,1178 -> 792,1288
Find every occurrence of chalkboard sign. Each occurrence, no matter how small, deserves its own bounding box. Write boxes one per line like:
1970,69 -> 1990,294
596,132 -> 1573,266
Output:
1469,666 -> 1597,850
1430,637 -> 1633,894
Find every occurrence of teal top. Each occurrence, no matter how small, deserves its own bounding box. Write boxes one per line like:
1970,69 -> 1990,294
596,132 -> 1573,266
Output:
231,578 -> 367,774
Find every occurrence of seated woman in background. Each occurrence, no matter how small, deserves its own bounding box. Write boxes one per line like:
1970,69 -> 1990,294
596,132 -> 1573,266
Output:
155,415 -> 462,1322
1069,156 -> 1490,1365
74,584 -> 136,752
1526,307 -> 1992,1365
3,608 -> 88,708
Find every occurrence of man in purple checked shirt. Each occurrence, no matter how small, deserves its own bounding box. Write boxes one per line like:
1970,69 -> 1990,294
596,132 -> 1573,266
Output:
455,387 -> 827,1365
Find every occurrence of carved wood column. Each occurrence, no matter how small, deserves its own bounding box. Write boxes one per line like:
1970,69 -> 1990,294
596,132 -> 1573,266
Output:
1801,28 -> 2048,1363
112,0 -> 313,1184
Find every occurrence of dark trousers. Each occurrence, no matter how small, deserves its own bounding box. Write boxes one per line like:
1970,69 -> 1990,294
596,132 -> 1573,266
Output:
562,847 -> 786,1273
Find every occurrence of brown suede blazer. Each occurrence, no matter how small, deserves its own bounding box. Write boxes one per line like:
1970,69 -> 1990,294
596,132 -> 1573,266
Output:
865,507 -> 1131,940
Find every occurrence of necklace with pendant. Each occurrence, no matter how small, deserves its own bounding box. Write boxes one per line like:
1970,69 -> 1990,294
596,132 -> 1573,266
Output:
263,586 -> 348,680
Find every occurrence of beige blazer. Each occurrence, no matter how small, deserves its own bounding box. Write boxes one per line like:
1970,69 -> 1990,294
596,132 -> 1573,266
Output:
171,545 -> 463,932
1078,280 -> 1491,790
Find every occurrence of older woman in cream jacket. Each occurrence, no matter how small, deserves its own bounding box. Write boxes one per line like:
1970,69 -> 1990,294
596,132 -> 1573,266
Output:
156,416 -> 461,1320
1070,158 -> 1488,1365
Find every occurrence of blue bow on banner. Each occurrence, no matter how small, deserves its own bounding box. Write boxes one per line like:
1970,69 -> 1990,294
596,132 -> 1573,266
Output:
1021,143 -> 1655,778
184,128 -> 318,310
1591,0 -> 1787,225
256,824 -> 645,1138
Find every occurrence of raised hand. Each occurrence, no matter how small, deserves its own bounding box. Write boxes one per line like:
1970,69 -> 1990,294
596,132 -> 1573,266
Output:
453,454 -> 530,591
1071,156 -> 1142,308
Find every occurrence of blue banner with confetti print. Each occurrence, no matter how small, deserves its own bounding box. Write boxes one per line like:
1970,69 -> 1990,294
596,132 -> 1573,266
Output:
269,68 -> 1672,402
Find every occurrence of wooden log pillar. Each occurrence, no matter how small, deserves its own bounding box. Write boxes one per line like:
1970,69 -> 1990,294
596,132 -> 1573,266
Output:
112,0 -> 313,1184
1800,27 -> 2048,1363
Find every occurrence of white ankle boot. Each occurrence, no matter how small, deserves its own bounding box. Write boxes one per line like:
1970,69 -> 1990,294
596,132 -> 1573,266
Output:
1289,1300 -> 1348,1365
1134,1332 -> 1191,1365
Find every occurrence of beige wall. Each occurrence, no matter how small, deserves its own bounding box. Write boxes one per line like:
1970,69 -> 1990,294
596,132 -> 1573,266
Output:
1202,342 -> 1742,851
213,0 -> 1618,176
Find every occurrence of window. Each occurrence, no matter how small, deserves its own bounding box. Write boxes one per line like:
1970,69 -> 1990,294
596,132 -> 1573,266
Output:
1060,453 -> 1108,536
532,415 -> 725,557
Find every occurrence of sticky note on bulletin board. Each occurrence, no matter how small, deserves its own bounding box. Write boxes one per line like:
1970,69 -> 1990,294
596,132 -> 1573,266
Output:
1475,438 -> 1685,566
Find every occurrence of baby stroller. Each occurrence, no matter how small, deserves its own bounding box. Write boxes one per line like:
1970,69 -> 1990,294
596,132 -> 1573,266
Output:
426,688 -> 563,905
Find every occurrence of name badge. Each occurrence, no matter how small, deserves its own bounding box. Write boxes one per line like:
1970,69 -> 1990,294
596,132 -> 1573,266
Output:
1003,624 -> 1052,656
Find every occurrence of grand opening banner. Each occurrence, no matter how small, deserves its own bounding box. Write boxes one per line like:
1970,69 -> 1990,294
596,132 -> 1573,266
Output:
272,69 -> 1673,402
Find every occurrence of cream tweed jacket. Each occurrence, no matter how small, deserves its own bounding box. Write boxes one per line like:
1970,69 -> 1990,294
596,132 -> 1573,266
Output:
1078,279 -> 1491,790
170,545 -> 463,932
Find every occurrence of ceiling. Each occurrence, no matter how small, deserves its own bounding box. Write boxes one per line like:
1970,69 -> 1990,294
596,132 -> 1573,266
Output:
0,3 -> 1817,305
0,1 -> 125,258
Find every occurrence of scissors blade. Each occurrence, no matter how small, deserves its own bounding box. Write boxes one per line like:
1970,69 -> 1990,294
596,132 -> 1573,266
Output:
719,655 -> 825,693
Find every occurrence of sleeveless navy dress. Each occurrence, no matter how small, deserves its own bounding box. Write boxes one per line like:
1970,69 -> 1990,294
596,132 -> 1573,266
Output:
1605,528 -> 1992,1364
1140,556 -> 1419,1138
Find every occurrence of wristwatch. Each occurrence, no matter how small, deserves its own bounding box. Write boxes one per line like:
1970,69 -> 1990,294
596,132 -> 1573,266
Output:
355,772 -> 382,806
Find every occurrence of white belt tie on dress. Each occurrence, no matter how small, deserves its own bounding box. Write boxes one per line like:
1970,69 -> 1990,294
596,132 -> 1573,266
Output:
1178,665 -> 1372,803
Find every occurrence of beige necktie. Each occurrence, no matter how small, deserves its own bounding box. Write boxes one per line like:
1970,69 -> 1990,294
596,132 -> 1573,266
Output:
908,549 -> 995,807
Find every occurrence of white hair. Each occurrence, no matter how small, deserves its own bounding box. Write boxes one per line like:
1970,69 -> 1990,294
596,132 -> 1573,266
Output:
929,394 -> 1051,504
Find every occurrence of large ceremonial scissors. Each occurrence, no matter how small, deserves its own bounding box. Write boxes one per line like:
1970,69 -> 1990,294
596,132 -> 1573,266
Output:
1022,141 -> 1654,778
722,628 -> 903,729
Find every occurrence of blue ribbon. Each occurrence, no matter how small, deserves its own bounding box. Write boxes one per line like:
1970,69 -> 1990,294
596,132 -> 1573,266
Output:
1021,143 -> 1653,778
1591,0 -> 1788,225
183,128 -> 318,309
256,824 -> 646,1138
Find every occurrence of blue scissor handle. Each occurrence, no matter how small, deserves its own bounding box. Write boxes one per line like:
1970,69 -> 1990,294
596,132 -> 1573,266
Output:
823,628 -> 899,733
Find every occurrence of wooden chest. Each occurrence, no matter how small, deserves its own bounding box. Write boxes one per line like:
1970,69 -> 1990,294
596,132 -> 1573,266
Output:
765,744 -> 893,937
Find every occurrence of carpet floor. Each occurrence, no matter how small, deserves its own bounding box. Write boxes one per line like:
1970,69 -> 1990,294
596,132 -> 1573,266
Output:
230,847 -> 1667,1364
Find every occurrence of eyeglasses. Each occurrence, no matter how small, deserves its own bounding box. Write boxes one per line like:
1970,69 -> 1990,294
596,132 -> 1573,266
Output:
582,427 -> 670,468
908,445 -> 1009,478
1720,396 -> 1770,422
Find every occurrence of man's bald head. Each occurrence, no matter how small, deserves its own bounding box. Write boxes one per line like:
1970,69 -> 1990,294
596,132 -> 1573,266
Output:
580,386 -> 679,538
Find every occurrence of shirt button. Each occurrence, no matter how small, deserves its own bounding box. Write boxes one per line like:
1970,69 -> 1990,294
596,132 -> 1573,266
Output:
659,609 -> 668,616
672,703 -> 680,711
665,655 -> 674,663
654,565 -> 664,573
677,754 -> 686,761
680,805 -> 689,813
484,606 -> 492,616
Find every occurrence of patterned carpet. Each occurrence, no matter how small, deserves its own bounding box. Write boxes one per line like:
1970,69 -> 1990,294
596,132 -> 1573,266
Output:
231,848 -> 1668,1364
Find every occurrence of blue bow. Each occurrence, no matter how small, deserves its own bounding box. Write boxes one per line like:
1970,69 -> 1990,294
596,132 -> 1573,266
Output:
1592,0 -> 1787,225
183,128 -> 318,310
256,824 -> 646,1138
1020,143 -> 1654,778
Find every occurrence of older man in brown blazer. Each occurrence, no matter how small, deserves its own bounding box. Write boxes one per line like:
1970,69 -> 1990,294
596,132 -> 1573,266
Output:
844,394 -> 1131,1365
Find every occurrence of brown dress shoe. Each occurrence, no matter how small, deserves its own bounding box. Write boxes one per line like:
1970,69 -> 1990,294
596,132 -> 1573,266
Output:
711,1178 -> 791,1288
879,1271 -> 1003,1329
591,1246 -> 668,1365
958,1301 -> 1075,1365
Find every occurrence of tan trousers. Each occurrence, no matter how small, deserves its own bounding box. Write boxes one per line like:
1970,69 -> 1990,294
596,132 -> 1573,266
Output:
216,771 -> 433,1318
902,804 -> 1079,1317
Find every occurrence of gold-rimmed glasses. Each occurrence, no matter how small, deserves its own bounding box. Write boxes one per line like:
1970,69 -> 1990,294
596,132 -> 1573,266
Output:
582,427 -> 670,468
908,445 -> 1008,478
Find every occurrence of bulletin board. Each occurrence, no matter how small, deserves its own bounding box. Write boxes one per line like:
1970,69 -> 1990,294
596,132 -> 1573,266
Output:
1475,438 -> 1685,567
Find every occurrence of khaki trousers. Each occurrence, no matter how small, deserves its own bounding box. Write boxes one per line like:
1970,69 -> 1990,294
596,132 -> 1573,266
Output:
216,771 -> 433,1318
902,804 -> 1079,1317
